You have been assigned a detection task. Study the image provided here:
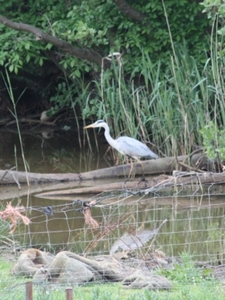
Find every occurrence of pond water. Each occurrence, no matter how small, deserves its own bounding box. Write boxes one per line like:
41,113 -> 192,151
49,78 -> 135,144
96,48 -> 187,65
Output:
0,128 -> 109,173
0,128 -> 225,264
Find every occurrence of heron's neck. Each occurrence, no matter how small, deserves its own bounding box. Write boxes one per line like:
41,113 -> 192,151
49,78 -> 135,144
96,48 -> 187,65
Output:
103,124 -> 117,149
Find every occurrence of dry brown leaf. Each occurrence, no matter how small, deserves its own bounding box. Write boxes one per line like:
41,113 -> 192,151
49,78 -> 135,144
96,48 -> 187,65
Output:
84,208 -> 99,229
0,202 -> 31,234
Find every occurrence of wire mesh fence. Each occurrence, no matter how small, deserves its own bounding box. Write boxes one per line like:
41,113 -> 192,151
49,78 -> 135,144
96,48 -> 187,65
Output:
0,172 -> 225,298
2,184 -> 224,261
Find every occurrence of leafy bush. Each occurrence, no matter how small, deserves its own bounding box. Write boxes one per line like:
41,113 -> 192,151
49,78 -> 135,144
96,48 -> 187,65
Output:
0,0 -> 211,77
200,121 -> 225,160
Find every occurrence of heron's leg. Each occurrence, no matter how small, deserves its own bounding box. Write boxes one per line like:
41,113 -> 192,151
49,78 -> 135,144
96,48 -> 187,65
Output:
122,158 -> 134,189
128,157 -> 145,179
134,158 -> 144,177
128,158 -> 134,179
135,158 -> 149,187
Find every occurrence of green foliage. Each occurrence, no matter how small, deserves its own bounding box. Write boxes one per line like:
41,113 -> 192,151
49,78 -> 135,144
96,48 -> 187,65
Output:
201,0 -> 225,58
0,0 -> 224,157
48,82 -> 70,114
0,0 -> 211,77
43,39 -> 225,158
200,121 -> 225,160
0,0 -> 68,76
159,252 -> 203,284
201,0 -> 225,20
81,46 -> 221,156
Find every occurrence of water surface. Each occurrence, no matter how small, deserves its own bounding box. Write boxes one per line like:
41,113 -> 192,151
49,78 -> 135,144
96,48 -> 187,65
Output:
0,128 -> 225,263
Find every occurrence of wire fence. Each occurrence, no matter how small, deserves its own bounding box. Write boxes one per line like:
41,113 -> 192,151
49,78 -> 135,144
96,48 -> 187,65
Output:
1,176 -> 225,262
0,173 -> 225,298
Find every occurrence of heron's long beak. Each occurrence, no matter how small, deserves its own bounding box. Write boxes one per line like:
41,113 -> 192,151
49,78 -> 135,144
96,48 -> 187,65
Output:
84,124 -> 94,129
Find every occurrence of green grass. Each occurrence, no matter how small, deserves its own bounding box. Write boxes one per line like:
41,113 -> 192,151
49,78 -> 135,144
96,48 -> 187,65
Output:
0,254 -> 225,300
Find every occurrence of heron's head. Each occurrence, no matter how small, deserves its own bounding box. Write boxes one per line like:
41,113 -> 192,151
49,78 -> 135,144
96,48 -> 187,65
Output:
84,120 -> 106,129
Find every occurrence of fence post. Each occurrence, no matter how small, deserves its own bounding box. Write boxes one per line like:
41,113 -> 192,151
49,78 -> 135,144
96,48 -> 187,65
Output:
66,287 -> 73,300
26,281 -> 33,300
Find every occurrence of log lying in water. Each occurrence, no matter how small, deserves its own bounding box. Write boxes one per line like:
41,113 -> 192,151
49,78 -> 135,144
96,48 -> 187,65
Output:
0,155 -> 187,185
35,171 -> 225,199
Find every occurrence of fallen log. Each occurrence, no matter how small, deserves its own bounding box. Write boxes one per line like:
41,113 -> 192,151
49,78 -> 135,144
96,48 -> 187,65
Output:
0,155 -> 187,185
34,178 -> 152,199
35,172 -> 225,199
0,181 -> 96,201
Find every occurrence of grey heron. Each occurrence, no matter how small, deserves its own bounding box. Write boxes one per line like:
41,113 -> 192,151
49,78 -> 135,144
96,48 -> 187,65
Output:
84,120 -> 158,177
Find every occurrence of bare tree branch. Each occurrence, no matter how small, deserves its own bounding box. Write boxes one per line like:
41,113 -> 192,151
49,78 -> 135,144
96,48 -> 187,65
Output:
114,0 -> 148,23
0,15 -> 104,66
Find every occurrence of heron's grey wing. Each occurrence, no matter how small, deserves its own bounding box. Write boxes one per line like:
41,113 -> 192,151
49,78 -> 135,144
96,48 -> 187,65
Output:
115,137 -> 158,159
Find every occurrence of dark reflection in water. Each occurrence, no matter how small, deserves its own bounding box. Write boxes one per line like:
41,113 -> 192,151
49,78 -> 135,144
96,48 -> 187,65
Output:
11,194 -> 225,263
0,129 -> 110,173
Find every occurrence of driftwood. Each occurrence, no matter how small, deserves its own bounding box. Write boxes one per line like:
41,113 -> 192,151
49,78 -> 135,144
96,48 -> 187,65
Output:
35,179 -> 152,199
0,155 -> 187,185
35,171 -> 225,199
0,180 -> 96,199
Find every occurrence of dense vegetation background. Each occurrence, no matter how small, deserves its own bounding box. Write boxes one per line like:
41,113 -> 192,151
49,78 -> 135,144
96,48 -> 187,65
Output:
0,0 -> 224,157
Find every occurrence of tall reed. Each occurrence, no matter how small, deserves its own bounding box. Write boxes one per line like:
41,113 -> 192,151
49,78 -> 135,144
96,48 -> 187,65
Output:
81,41 -> 225,158
2,71 -> 30,185
52,13 -> 224,159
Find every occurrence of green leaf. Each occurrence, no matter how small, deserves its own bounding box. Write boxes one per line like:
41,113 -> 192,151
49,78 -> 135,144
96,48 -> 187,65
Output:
24,43 -> 30,50
26,54 -> 30,63
9,65 -> 14,72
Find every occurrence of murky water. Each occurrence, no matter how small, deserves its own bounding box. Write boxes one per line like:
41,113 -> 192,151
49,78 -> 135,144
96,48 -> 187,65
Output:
0,128 -> 109,173
5,193 -> 225,263
0,129 -> 225,263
